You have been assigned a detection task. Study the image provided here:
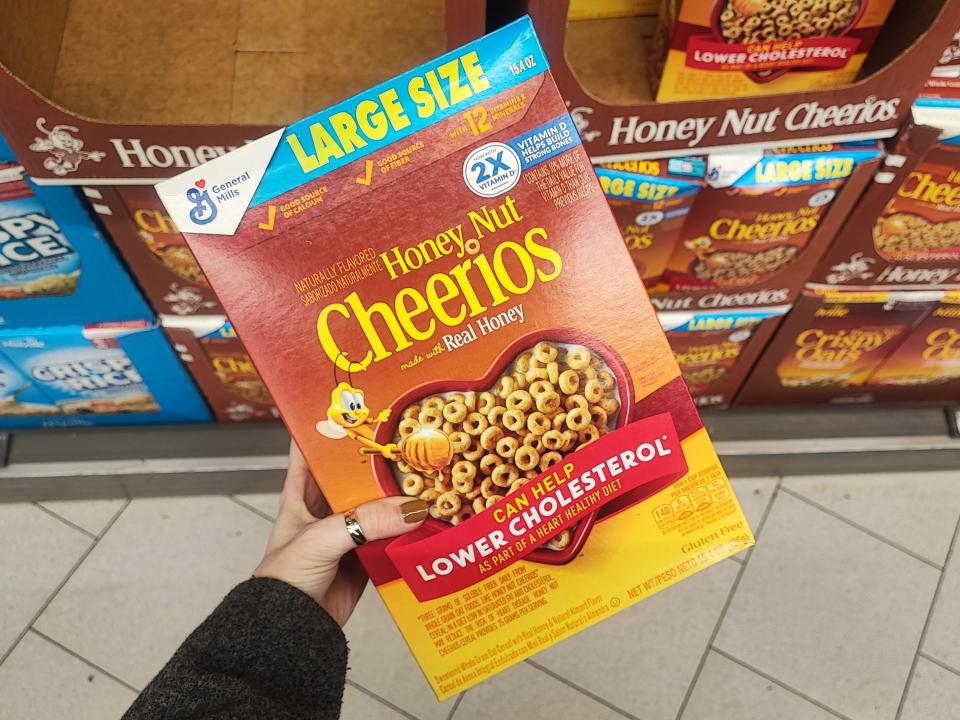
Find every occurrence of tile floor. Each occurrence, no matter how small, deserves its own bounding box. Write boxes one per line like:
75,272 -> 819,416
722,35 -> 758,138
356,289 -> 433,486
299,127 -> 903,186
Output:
1,471 -> 959,720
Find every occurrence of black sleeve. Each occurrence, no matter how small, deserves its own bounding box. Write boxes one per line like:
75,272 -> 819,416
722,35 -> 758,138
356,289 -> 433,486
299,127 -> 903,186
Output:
123,577 -> 348,720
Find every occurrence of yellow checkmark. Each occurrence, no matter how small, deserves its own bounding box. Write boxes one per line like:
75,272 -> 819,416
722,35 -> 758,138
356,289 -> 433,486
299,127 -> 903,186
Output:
356,160 -> 374,186
258,205 -> 276,231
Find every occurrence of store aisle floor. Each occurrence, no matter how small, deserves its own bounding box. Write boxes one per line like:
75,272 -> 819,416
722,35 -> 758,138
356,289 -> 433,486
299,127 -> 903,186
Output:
1,472 -> 958,720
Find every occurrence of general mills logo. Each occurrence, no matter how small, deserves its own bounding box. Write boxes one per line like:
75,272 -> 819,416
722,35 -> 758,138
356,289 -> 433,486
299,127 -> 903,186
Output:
463,142 -> 521,197
186,180 -> 217,225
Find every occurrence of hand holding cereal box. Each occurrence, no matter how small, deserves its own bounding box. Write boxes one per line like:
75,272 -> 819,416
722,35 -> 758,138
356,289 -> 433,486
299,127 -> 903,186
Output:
157,18 -> 752,698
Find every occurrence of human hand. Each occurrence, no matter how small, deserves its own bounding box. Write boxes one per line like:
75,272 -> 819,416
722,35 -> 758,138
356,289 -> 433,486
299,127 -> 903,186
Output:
254,442 -> 428,625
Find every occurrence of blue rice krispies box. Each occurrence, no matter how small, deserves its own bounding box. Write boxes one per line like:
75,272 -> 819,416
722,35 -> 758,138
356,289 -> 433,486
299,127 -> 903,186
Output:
0,321 -> 211,427
0,163 -> 152,327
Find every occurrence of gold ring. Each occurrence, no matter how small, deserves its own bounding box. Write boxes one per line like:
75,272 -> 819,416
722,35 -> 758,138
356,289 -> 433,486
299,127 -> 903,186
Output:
343,509 -> 366,546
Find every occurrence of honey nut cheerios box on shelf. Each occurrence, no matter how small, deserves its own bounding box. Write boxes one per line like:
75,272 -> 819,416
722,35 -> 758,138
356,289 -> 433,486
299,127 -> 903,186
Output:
156,18 -> 753,698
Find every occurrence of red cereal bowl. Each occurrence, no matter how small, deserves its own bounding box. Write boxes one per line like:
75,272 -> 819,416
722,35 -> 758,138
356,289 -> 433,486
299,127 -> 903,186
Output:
372,327 -> 635,565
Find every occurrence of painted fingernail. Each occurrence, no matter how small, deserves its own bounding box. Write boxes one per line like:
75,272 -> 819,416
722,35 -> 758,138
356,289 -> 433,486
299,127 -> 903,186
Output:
400,499 -> 429,523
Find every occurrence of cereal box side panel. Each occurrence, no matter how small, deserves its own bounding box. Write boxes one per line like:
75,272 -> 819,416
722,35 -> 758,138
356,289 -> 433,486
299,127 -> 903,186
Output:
656,0 -> 897,101
0,324 -> 210,427
0,180 -> 153,327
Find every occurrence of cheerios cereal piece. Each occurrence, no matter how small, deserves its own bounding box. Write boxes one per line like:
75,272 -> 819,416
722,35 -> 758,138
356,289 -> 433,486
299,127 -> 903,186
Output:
561,430 -> 579,451
529,380 -> 553,398
506,389 -> 533,412
584,379 -> 604,403
443,401 -> 467,423
462,391 -> 477,411
448,431 -> 471,453
497,375 -> 517,399
522,432 -> 539,446
450,509 -> 473,525
514,445 -> 540,471
444,421 -> 459,436
480,453 -> 503,475
496,435 -> 519,458
402,404 -> 421,420
581,366 -> 598,381
590,354 -> 602,369
480,425 -> 505,451
477,391 -> 497,414
542,429 -> 565,450
539,451 -> 562,471
472,497 -> 486,514
511,371 -> 528,390
491,463 -> 519,488
488,406 -> 507,426
509,478 -> 527,493
525,366 -> 549,383
535,391 -> 561,414
398,418 -> 419,438
547,361 -> 560,384
428,504 -> 443,519
523,469 -> 539,479
401,473 -> 425,495
418,406 -> 442,428
419,488 -> 440,502
565,394 -> 589,411
552,412 -> 567,431
465,487 -> 482,501
533,341 -> 558,364
436,492 -> 461,517
397,459 -> 415,473
423,396 -> 445,411
566,407 -> 591,431
601,397 -> 620,415
590,403 -> 609,428
435,472 -> 454,493
567,346 -> 591,370
527,411 -> 550,435
597,370 -> 616,391
480,477 -> 498,498
503,409 -> 526,433
452,459 -> 477,484
462,440 -> 484,461
516,351 -> 533,373
485,494 -> 503,508
578,425 -> 600,445
549,529 -> 572,549
558,370 -> 580,394
463,412 -> 488,436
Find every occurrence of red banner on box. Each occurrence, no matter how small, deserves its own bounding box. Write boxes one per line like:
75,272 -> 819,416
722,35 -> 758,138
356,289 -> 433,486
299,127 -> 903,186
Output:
685,36 -> 861,73
384,413 -> 688,601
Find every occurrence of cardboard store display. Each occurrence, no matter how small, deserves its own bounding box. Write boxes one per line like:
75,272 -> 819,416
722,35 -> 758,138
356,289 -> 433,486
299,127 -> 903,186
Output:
164,316 -> 278,423
0,321 -> 210,427
455,0 -> 960,161
156,18 -> 752,697
660,308 -> 787,408
0,0 -> 449,183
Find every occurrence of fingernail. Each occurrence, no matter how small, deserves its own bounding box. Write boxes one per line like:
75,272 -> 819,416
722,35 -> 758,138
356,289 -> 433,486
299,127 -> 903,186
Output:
400,499 -> 429,523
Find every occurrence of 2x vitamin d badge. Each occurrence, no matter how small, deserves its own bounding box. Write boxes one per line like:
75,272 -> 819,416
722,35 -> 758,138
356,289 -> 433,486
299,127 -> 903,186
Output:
463,142 -> 521,197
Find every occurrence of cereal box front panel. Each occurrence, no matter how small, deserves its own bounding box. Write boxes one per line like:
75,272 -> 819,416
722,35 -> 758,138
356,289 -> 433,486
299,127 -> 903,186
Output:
867,297 -> 960,387
0,167 -> 81,299
655,0 -> 897,101
158,18 -> 752,699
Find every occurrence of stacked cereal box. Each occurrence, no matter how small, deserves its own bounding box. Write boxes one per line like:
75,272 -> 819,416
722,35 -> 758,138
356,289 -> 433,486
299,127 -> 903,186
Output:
650,0 -> 898,100
595,156 -> 705,287
157,18 -> 753,697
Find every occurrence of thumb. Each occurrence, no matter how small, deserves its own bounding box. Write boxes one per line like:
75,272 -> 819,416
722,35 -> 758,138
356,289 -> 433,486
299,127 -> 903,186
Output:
305,496 -> 429,562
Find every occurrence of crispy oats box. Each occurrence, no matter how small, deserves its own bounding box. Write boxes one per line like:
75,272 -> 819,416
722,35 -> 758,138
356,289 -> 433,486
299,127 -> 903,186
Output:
157,18 -> 752,698
662,142 -> 882,293
736,291 -> 943,405
651,0 -> 897,101
595,157 -> 705,288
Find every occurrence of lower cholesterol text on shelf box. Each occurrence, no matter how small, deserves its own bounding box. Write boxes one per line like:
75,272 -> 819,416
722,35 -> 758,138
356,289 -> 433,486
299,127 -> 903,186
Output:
157,17 -> 752,698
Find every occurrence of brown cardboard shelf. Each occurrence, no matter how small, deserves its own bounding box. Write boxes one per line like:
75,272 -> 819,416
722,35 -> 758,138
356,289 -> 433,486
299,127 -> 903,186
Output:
0,0 -> 454,182
469,0 -> 960,160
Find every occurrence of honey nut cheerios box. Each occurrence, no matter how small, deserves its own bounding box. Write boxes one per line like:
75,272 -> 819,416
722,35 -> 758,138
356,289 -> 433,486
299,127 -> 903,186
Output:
156,18 -> 753,698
